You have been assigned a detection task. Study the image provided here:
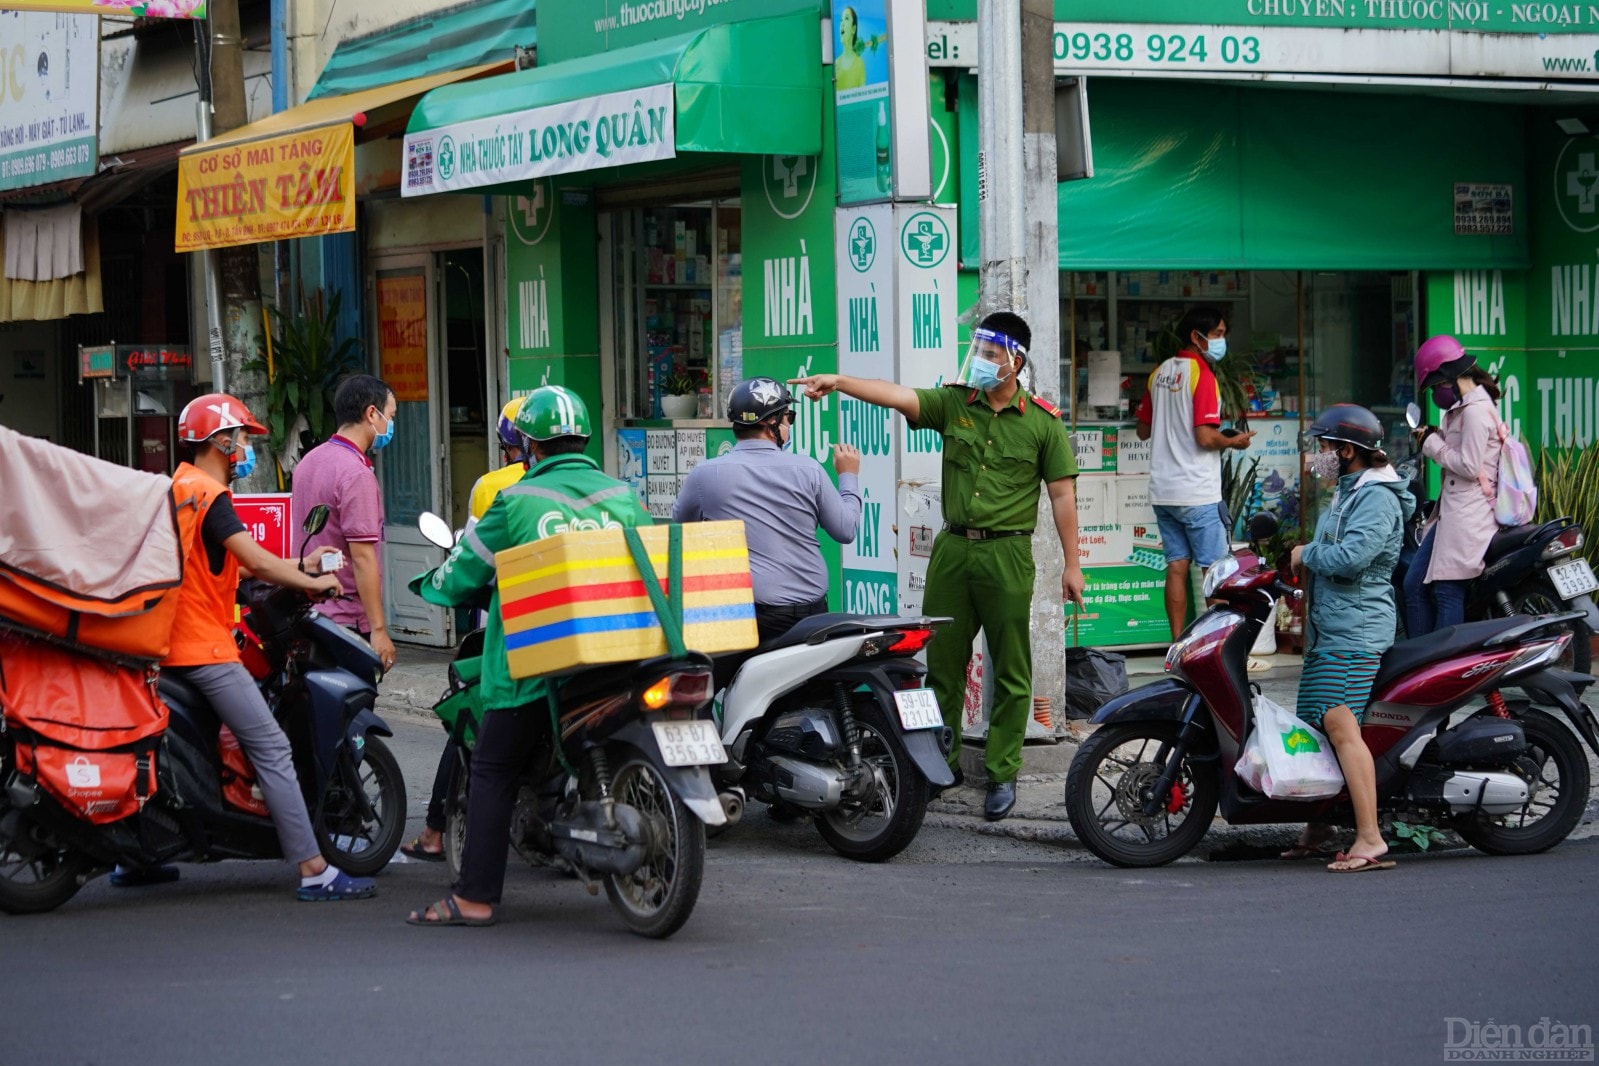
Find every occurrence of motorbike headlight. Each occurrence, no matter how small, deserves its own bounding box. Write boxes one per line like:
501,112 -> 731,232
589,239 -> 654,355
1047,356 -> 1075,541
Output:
1202,556 -> 1240,598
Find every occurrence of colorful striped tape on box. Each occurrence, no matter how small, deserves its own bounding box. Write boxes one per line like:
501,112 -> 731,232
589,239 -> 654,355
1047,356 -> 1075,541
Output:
495,520 -> 759,680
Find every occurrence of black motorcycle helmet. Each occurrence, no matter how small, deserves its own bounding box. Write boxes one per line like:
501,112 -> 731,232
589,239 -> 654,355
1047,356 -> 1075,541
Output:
1306,403 -> 1385,452
728,377 -> 793,427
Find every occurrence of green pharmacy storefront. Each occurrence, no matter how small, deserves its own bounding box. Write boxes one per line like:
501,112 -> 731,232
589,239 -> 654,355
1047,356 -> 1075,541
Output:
403,7 -> 853,544
929,2 -> 1599,648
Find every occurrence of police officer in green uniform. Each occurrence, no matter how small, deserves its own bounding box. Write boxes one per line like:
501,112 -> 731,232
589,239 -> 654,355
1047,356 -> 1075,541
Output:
792,312 -> 1085,821
405,386 -> 652,927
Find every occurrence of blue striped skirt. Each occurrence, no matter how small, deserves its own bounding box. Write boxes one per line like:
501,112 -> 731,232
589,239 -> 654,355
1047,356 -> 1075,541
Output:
1296,651 -> 1383,730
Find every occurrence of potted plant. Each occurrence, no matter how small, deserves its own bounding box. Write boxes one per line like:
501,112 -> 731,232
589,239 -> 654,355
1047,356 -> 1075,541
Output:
242,288 -> 364,485
660,362 -> 699,419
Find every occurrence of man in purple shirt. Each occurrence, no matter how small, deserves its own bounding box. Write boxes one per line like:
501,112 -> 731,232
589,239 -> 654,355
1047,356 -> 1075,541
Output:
673,377 -> 861,643
292,374 -> 398,671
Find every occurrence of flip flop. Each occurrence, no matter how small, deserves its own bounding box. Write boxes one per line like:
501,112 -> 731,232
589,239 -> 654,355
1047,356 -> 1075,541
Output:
407,897 -> 497,927
1328,852 -> 1397,872
400,838 -> 446,863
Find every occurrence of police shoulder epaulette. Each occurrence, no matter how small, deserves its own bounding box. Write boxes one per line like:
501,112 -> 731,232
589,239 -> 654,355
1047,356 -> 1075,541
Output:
1033,395 -> 1063,418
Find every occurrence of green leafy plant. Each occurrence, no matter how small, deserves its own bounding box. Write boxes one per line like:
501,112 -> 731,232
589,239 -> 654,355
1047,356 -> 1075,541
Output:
1536,441 -> 1599,570
243,288 -> 364,470
1390,820 -> 1450,851
662,362 -> 698,397
1221,451 -> 1261,540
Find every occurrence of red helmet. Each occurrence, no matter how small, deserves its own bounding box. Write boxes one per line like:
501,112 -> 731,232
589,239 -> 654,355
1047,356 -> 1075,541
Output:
178,392 -> 267,443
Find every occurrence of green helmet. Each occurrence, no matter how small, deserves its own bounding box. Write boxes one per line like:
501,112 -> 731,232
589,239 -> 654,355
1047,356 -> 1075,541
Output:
512,385 -> 591,442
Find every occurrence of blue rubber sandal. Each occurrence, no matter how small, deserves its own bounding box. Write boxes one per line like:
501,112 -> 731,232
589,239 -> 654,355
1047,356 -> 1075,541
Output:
298,869 -> 377,901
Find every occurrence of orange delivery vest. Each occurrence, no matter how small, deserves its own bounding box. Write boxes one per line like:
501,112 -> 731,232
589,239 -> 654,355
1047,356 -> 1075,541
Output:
162,463 -> 243,668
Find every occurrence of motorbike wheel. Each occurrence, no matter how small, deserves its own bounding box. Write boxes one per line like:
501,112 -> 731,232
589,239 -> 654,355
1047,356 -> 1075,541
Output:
313,737 -> 407,877
1065,722 -> 1220,868
603,752 -> 705,940
0,809 -> 87,915
1510,581 -> 1593,675
815,699 -> 929,863
443,761 -> 468,883
1452,707 -> 1590,855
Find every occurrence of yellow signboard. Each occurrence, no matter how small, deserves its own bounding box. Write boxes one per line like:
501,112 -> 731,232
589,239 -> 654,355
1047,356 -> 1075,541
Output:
3,1 -> 205,15
175,123 -> 354,252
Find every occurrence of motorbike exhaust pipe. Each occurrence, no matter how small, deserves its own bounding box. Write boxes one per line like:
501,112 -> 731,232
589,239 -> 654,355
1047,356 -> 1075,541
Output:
718,788 -> 745,826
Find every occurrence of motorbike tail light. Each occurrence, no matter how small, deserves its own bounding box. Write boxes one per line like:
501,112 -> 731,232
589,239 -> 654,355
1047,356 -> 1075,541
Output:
1541,527 -> 1584,560
641,669 -> 714,711
887,628 -> 935,654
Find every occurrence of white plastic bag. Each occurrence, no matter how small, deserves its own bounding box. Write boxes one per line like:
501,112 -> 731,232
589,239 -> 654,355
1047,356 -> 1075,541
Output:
1234,695 -> 1345,799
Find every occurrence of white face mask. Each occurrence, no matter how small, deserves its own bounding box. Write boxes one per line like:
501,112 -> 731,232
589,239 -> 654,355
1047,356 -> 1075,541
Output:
1201,335 -> 1227,362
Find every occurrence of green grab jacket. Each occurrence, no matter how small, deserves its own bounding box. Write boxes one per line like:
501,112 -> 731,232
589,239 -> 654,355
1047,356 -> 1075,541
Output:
409,453 -> 653,713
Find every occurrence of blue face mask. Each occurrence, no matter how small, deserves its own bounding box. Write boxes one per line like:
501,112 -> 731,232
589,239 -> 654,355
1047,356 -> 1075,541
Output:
1202,336 -> 1227,362
232,442 -> 256,481
969,358 -> 1005,391
372,412 -> 395,451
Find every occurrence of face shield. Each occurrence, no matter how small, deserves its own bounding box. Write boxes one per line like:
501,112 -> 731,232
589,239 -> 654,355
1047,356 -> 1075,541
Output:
954,327 -> 1027,390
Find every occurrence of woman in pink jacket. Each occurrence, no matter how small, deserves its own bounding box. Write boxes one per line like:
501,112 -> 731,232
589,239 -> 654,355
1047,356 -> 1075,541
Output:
1403,335 -> 1504,636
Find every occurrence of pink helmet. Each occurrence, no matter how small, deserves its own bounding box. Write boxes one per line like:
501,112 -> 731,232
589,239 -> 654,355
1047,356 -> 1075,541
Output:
1415,335 -> 1474,389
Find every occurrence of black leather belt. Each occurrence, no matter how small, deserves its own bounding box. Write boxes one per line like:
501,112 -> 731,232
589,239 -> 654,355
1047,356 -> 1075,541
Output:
944,524 -> 1031,540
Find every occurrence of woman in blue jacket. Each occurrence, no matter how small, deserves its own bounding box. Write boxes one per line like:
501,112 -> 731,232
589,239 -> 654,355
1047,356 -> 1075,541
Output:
1285,405 -> 1415,872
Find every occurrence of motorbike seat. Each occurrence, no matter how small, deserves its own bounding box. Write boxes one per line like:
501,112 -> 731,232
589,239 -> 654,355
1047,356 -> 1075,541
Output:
157,670 -> 208,712
1374,616 -> 1531,689
760,612 -> 882,652
1486,524 -> 1541,559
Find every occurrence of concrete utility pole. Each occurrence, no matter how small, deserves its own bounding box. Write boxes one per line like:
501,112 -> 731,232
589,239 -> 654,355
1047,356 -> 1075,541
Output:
978,0 -> 1066,725
202,0 -> 272,489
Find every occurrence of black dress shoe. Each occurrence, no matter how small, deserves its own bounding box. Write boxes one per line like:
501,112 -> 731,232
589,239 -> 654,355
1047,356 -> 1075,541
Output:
929,767 -> 965,799
984,781 -> 1017,821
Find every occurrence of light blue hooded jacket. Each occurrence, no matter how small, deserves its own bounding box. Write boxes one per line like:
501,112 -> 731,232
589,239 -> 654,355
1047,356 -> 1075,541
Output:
1302,465 -> 1417,656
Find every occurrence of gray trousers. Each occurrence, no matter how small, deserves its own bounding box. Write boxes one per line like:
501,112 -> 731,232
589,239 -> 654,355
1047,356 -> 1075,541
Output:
173,662 -> 321,865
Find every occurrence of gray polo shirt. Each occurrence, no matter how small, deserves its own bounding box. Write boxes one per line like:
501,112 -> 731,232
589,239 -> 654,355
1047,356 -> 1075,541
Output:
672,440 -> 861,606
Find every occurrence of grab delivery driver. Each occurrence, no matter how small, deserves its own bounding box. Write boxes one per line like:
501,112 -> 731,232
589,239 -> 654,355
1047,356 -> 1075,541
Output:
406,386 -> 651,927
134,393 -> 378,901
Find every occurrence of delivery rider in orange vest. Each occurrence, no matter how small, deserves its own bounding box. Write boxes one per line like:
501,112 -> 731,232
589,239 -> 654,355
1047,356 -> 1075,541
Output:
141,393 -> 377,901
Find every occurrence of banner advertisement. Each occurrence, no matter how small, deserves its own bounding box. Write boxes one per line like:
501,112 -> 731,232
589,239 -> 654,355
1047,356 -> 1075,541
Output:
233,493 -> 293,559
0,12 -> 98,192
376,273 -> 428,402
926,20 -> 1599,80
836,204 -> 898,615
831,0 -> 892,205
927,0 -> 1599,34
402,84 -> 675,197
538,0 -> 817,63
2,2 -> 204,16
175,123 -> 354,252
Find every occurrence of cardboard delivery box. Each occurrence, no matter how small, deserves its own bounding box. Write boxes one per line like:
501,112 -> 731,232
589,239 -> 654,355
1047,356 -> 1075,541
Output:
496,520 -> 758,680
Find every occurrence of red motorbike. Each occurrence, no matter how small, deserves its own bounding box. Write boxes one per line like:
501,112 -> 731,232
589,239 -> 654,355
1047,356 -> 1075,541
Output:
1065,513 -> 1599,867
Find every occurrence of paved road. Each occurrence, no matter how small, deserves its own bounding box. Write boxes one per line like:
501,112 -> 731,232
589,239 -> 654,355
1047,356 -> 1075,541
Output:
3,714 -> 1597,1066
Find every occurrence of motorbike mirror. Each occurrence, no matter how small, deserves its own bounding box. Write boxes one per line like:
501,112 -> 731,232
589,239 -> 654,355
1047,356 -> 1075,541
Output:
302,504 -> 330,536
1405,402 -> 1422,430
418,511 -> 455,550
1246,511 -> 1280,544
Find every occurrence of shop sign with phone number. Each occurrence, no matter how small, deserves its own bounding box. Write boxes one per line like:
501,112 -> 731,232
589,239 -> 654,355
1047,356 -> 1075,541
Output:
926,20 -> 1599,80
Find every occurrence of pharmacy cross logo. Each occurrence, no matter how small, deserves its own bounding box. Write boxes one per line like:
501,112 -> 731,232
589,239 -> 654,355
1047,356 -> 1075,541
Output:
761,153 -> 818,221
900,211 -> 950,268
437,136 -> 457,181
509,178 -> 554,246
1554,136 -> 1599,234
848,217 -> 876,272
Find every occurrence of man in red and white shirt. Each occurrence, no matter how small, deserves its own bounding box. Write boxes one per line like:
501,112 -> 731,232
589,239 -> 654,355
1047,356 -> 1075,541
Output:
292,374 -> 398,671
1135,307 -> 1255,640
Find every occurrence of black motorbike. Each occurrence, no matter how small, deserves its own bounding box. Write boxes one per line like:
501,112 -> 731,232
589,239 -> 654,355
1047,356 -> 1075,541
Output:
0,511 -> 406,914
1394,404 -> 1599,673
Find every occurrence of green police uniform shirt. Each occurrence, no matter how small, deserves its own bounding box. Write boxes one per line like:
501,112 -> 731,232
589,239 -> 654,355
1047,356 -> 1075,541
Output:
409,454 -> 652,713
910,385 -> 1078,531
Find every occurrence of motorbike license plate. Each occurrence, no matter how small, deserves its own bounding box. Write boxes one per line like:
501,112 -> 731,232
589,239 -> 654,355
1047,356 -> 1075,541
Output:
893,688 -> 944,731
651,720 -> 727,767
1549,558 -> 1599,600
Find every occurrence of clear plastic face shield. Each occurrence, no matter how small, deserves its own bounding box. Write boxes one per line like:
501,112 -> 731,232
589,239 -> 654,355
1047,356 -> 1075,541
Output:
955,328 -> 1028,391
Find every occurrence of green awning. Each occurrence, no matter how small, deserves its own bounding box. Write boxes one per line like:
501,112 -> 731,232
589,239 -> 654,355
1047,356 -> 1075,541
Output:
403,12 -> 821,194
308,0 -> 537,101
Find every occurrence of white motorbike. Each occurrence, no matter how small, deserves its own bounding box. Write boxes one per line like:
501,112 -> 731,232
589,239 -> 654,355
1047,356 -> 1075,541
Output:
709,614 -> 955,862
